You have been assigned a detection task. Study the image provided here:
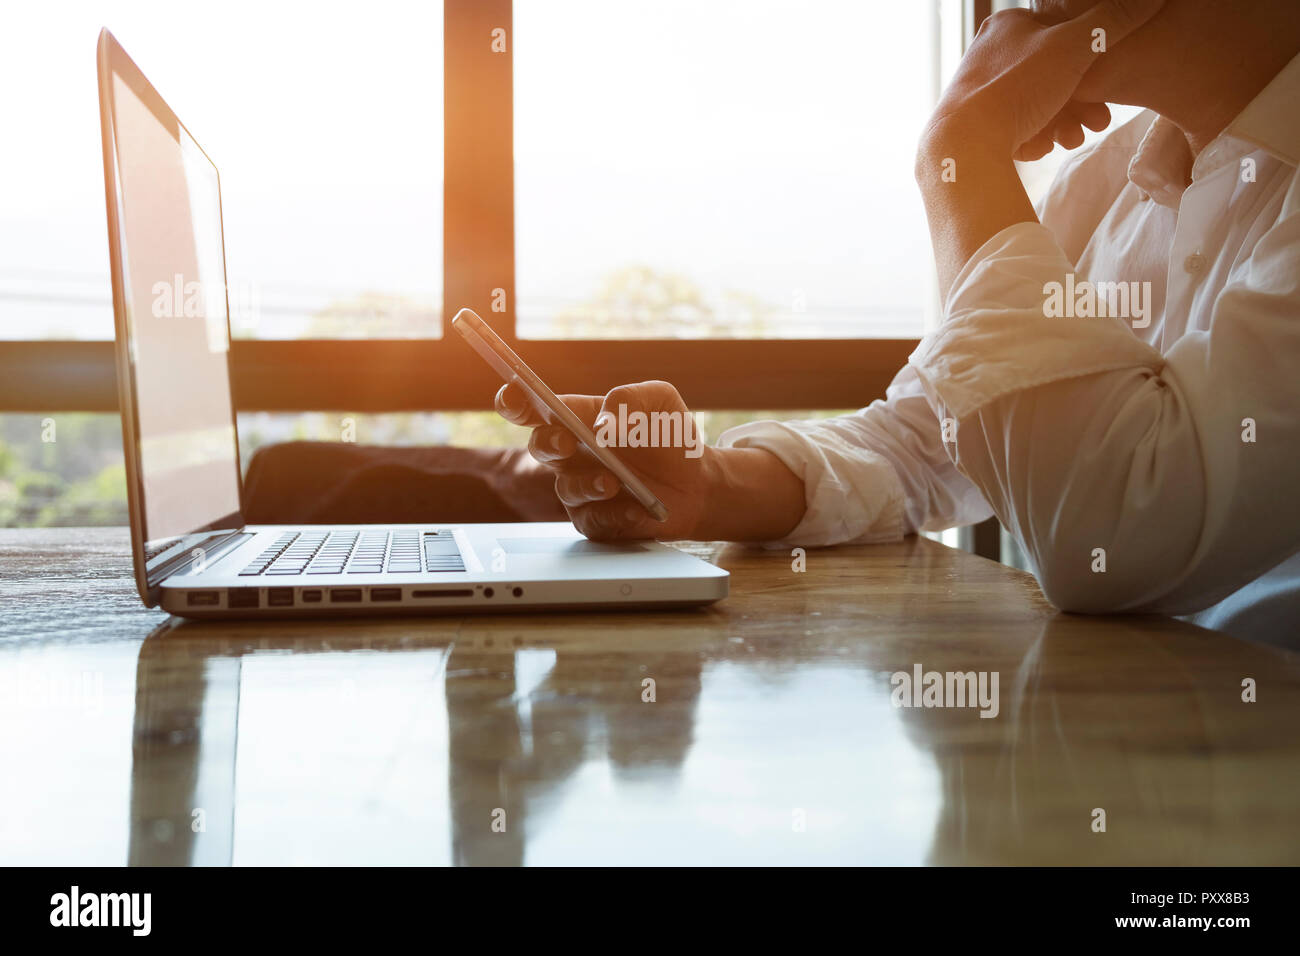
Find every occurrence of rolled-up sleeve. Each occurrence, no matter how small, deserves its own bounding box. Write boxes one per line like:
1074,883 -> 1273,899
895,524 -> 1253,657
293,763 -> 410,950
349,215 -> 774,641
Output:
909,221 -> 1165,419
717,364 -> 994,547
908,185 -> 1300,616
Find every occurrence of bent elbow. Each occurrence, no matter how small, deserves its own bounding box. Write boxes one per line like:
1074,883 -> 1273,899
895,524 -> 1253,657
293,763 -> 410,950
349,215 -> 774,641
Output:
1033,545 -> 1148,614
1038,574 -> 1129,614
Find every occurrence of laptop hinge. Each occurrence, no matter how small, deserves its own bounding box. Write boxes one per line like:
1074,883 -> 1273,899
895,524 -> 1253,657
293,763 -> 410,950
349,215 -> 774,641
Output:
148,529 -> 253,587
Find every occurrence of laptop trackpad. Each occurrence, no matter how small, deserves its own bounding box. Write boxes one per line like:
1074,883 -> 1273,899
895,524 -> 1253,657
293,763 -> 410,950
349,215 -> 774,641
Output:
496,538 -> 650,556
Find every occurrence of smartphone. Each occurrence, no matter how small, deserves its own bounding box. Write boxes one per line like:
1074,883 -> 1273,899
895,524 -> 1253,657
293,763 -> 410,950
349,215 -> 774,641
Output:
451,307 -> 670,522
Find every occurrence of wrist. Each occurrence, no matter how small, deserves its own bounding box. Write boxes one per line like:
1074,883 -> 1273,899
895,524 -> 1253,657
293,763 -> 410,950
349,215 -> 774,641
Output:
915,115 -> 1009,186
697,445 -> 805,542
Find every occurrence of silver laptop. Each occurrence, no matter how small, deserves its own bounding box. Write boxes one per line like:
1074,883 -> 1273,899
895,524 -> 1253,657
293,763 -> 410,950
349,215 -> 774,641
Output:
96,29 -> 727,618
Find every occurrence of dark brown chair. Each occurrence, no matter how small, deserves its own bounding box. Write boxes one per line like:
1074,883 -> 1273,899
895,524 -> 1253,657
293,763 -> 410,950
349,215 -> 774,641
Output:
242,442 -> 565,526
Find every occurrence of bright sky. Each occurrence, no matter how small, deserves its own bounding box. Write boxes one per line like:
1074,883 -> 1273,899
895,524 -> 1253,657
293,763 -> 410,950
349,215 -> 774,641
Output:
0,0 -> 443,339
2,1 -> 976,340
515,0 -> 948,336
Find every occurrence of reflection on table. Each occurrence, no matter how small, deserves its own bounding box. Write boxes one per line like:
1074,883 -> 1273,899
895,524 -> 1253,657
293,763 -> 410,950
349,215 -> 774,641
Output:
124,611 -> 1300,866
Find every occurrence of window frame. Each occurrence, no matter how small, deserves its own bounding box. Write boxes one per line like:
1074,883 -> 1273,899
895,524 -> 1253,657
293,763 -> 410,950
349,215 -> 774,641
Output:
0,0 -> 975,415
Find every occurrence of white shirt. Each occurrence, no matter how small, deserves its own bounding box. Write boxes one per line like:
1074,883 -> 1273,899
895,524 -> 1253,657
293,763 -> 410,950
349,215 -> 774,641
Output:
719,54 -> 1300,646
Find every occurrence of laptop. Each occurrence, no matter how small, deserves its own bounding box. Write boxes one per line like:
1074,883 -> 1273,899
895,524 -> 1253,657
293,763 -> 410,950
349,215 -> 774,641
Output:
95,29 -> 728,618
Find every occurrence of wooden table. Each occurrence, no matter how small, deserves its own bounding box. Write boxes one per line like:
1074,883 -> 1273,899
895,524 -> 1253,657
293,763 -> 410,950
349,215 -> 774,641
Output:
1,526 -> 1297,866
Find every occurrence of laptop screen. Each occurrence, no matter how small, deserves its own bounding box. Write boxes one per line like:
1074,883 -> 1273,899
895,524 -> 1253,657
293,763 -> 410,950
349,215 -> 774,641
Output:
104,45 -> 243,551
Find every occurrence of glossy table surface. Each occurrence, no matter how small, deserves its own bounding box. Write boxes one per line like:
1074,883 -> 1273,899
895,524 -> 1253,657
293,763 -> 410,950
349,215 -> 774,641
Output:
1,526 -> 1297,866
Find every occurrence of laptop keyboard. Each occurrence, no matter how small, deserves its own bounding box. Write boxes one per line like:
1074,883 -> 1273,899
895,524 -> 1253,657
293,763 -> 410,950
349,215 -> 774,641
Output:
238,530 -> 465,576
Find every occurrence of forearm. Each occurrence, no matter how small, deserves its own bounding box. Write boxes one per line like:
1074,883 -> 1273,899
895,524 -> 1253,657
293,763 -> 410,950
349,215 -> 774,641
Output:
916,122 -> 1039,302
697,446 -> 805,542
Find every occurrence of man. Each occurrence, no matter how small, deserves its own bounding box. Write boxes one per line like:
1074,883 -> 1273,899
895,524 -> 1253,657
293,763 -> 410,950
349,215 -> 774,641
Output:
497,0 -> 1300,645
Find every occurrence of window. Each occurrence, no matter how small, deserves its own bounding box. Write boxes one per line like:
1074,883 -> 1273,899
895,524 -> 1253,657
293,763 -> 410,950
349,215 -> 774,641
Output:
0,0 -> 442,342
515,0 -> 948,339
2,0 -> 972,527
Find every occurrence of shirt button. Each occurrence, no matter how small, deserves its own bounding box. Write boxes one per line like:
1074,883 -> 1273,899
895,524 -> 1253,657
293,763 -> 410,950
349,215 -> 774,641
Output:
1184,252 -> 1207,275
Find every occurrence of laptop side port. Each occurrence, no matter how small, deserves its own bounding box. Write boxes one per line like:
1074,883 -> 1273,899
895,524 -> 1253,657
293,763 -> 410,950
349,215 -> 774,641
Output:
187,590 -> 220,607
370,588 -> 402,602
411,589 -> 474,598
301,589 -> 323,603
267,588 -> 294,607
330,588 -> 362,603
227,589 -> 260,609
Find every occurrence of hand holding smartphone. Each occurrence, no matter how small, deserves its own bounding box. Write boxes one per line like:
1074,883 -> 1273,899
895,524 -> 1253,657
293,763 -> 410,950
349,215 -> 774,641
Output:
451,308 -> 670,522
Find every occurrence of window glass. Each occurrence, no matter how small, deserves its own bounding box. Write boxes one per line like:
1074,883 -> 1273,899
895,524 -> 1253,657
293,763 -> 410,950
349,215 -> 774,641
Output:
515,0 -> 944,339
0,1 -> 442,341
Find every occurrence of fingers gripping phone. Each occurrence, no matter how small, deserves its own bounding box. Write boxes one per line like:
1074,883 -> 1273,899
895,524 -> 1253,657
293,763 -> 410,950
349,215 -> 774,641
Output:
451,307 -> 670,522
